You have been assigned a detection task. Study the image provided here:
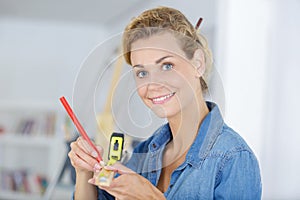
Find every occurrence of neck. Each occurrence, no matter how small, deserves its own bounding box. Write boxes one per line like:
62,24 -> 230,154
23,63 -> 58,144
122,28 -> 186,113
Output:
168,94 -> 209,138
163,95 -> 209,167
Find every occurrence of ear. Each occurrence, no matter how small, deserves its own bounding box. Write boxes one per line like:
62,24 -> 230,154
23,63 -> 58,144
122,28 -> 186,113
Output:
192,49 -> 205,78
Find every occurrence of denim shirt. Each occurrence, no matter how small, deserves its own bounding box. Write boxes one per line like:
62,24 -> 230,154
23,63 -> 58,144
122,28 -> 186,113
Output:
95,102 -> 262,199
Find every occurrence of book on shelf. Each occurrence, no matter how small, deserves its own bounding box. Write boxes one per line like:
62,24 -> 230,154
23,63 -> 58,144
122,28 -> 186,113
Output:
0,126 -> 5,135
13,112 -> 57,137
0,168 -> 48,195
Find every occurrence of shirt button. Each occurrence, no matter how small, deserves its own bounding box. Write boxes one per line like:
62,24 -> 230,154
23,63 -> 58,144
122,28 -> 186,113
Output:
152,143 -> 157,148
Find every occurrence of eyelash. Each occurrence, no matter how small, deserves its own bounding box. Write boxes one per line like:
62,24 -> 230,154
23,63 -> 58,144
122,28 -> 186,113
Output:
161,63 -> 173,71
135,62 -> 174,78
136,70 -> 148,78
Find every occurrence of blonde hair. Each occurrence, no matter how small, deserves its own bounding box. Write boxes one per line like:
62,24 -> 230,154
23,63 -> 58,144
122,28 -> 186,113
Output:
122,6 -> 213,91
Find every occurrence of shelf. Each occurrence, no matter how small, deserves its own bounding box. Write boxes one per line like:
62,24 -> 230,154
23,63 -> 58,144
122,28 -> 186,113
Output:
0,103 -> 69,200
0,191 -> 43,200
0,134 -> 62,147
0,139 -> 67,200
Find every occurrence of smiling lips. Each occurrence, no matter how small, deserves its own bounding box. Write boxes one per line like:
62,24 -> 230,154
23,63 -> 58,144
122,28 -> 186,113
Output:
149,92 -> 175,104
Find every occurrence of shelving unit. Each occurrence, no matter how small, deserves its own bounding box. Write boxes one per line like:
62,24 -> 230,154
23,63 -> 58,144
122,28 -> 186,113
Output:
0,101 -> 67,200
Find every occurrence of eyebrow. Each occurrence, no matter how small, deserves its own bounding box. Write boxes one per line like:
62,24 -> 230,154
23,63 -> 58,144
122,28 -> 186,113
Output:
133,55 -> 173,68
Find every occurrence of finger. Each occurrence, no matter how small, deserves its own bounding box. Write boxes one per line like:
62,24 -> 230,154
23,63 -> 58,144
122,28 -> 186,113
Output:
77,137 -> 98,158
97,173 -> 136,198
73,139 -> 98,163
88,178 -> 96,185
104,166 -> 131,175
68,151 -> 95,171
70,141 -> 100,171
104,163 -> 134,175
75,148 -> 99,169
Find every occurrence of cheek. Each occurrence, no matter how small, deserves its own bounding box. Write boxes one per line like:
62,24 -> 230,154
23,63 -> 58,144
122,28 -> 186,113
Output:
176,68 -> 200,89
167,71 -> 191,89
173,75 -> 199,100
137,85 -> 147,99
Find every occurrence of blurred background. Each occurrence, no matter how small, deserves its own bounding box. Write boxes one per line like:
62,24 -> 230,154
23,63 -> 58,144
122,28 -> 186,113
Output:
0,0 -> 299,199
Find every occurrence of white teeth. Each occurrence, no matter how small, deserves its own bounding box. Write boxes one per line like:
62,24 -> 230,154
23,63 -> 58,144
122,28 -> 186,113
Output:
152,92 -> 175,102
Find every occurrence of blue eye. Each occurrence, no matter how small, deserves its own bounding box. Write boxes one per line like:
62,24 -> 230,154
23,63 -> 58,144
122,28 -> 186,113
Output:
162,63 -> 173,71
136,70 -> 148,78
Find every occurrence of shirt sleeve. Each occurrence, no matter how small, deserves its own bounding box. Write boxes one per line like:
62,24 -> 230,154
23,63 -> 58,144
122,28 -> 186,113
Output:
214,150 -> 262,199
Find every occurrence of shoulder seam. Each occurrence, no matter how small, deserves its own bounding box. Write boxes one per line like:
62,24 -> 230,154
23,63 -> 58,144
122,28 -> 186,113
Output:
214,149 -> 254,185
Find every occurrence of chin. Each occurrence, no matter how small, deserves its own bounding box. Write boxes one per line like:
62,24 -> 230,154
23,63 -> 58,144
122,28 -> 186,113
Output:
151,106 -> 179,119
144,99 -> 180,118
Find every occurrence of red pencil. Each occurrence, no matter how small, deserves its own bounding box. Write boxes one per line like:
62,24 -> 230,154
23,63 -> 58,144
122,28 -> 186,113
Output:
59,96 -> 102,162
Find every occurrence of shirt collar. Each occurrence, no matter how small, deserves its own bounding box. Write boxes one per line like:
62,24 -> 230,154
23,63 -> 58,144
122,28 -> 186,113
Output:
148,101 -> 224,167
187,101 -> 224,167
149,123 -> 172,152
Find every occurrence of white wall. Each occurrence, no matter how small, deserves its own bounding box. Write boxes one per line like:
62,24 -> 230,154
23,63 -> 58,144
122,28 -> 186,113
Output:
0,18 -> 108,105
215,0 -> 273,157
0,17 -> 112,138
261,0 -> 300,198
215,0 -> 300,199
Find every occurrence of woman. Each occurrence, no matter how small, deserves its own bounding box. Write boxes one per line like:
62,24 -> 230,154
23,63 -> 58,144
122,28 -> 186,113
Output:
69,7 -> 262,199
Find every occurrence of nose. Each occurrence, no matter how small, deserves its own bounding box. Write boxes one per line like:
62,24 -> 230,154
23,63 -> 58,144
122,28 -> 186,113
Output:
147,73 -> 165,91
147,81 -> 165,91
134,69 -> 166,90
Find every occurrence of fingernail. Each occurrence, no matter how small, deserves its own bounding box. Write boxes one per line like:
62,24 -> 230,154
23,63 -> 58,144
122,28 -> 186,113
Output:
94,163 -> 101,170
100,161 -> 106,167
91,151 -> 98,158
104,166 -> 116,171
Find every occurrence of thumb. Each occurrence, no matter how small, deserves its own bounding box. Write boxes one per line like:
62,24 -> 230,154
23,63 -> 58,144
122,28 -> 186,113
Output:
88,178 -> 96,185
104,162 -> 134,175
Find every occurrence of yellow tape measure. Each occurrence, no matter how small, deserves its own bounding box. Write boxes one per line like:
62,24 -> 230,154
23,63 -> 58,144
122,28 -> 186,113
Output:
107,132 -> 124,166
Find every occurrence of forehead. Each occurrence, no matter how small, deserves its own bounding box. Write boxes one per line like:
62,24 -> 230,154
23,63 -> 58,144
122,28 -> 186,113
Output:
130,32 -> 187,65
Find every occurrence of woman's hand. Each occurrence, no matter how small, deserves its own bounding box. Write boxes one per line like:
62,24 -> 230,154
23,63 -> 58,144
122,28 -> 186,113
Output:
69,136 -> 103,200
68,136 -> 103,174
89,163 -> 166,200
